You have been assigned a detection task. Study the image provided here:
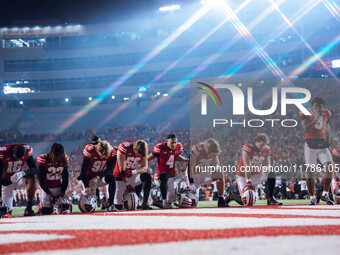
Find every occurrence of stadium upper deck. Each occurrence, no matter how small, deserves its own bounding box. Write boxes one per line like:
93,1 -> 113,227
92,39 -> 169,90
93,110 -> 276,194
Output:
0,0 -> 339,133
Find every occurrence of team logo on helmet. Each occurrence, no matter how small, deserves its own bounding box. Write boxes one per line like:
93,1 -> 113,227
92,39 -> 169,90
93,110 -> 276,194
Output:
123,191 -> 139,210
54,197 -> 72,214
78,195 -> 97,213
178,189 -> 198,208
242,187 -> 256,206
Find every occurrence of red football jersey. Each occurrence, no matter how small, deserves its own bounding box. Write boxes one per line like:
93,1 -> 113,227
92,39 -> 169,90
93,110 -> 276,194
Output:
300,109 -> 331,140
191,143 -> 217,167
153,142 -> 183,178
113,142 -> 144,178
83,144 -> 117,179
0,144 -> 33,180
332,146 -> 340,164
37,153 -> 69,188
236,142 -> 271,177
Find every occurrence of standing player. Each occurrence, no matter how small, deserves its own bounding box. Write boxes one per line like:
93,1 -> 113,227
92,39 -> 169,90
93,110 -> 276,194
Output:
113,140 -> 152,210
187,138 -> 226,207
226,133 -> 282,206
300,97 -> 333,205
79,140 -> 117,211
147,134 -> 189,209
331,146 -> 340,204
0,144 -> 37,216
37,143 -> 70,214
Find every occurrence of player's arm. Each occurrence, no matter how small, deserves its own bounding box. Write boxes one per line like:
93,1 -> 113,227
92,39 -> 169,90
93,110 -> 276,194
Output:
80,157 -> 91,188
326,122 -> 330,144
189,153 -> 197,179
134,157 -> 148,174
177,155 -> 189,162
212,156 -> 220,166
262,156 -> 271,169
117,150 -> 128,180
147,153 -> 156,161
99,157 -> 116,179
25,156 -> 37,175
242,150 -> 252,180
0,161 -> 3,198
0,161 -> 10,186
37,165 -> 52,195
61,166 -> 69,194
301,118 -> 317,133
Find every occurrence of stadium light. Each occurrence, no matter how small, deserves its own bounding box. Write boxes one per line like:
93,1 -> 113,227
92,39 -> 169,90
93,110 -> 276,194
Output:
111,95 -> 115,99
157,92 -> 161,96
163,93 -> 169,97
159,4 -> 180,12
89,97 -> 92,101
65,98 -> 69,102
19,101 -> 23,105
138,93 -> 143,98
331,59 -> 340,68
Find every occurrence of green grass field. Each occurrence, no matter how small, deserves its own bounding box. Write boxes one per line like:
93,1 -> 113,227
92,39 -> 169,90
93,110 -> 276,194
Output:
8,199 -> 314,217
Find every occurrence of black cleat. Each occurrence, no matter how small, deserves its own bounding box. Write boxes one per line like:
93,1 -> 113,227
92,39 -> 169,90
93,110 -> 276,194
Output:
218,197 -> 228,207
225,192 -> 232,206
107,205 -> 118,212
321,195 -> 334,205
141,203 -> 153,210
24,208 -> 36,216
267,198 -> 283,205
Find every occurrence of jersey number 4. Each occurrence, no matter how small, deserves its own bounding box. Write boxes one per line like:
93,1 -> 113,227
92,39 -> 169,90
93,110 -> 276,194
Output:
166,155 -> 175,168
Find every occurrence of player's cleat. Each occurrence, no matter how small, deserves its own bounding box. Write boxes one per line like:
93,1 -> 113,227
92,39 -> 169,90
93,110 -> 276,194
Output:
141,202 -> 153,210
310,197 -> 317,205
152,201 -> 163,208
24,208 -> 36,216
225,192 -> 232,206
163,201 -> 173,209
107,205 -> 118,212
267,198 -> 283,205
218,197 -> 228,207
321,194 -> 334,205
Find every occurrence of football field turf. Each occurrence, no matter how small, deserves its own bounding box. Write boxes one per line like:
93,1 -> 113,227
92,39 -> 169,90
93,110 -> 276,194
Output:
2,200 -> 339,254
9,199 -> 311,217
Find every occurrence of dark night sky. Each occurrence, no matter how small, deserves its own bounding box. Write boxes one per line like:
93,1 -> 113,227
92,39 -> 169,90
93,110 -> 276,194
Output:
0,0 -> 184,26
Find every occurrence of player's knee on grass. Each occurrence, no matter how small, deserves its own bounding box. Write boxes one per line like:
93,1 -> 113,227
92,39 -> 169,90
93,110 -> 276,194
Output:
41,207 -> 53,215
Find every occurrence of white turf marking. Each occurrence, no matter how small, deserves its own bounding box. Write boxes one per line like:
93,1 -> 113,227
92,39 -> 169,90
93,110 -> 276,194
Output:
118,207 -> 340,217
0,214 -> 340,231
0,233 -> 73,244
16,235 -> 340,255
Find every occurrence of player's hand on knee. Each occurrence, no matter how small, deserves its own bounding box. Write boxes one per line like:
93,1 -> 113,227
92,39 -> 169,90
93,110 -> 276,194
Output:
126,185 -> 135,192
85,187 -> 92,196
89,176 -> 99,187
10,172 -> 25,183
48,194 -> 57,203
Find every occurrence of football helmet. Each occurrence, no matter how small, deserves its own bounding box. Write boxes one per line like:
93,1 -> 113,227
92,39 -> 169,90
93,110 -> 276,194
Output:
123,191 -> 139,210
53,196 -> 72,214
78,195 -> 97,213
242,187 -> 256,206
178,189 -> 198,208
